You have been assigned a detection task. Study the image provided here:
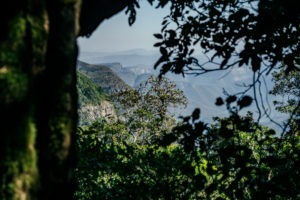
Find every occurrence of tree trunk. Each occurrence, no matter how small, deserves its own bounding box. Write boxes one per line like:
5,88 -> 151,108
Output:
0,0 -> 78,198
35,0 -> 78,199
0,0 -> 133,199
0,0 -> 46,199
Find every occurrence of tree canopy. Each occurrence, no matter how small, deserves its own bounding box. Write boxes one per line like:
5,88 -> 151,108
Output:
112,75 -> 187,144
135,0 -> 300,76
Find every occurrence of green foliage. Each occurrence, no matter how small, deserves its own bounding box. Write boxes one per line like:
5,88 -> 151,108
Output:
76,107 -> 300,199
76,76 -> 199,199
75,71 -> 300,199
165,109 -> 300,199
112,75 -> 187,144
77,71 -> 118,126
75,68 -> 300,199
270,68 -> 300,140
76,120 -> 205,200
77,71 -> 106,106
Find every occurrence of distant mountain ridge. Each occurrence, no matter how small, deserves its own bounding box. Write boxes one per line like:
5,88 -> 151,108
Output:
78,50 -> 286,131
79,52 -> 159,67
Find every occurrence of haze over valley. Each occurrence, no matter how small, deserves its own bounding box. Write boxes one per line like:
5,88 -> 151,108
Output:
78,49 -> 286,130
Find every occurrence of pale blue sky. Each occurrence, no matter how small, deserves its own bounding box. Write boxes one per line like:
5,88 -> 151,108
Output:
77,2 -> 168,52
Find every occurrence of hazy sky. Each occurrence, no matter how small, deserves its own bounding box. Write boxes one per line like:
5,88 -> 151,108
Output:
77,2 -> 168,52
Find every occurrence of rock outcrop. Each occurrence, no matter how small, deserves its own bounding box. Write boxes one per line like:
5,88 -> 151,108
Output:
79,100 -> 116,125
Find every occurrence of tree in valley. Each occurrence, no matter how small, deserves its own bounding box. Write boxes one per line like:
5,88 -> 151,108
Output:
111,75 -> 187,144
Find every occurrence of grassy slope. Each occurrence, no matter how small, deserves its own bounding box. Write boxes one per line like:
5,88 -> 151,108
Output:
77,71 -> 106,106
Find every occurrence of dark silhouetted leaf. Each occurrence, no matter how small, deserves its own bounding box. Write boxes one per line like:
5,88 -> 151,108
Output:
220,58 -> 229,69
154,33 -> 163,39
160,47 -> 168,56
226,95 -> 237,104
251,55 -> 261,72
192,108 -> 201,121
238,96 -> 253,109
215,97 -> 224,106
265,129 -> 276,135
153,42 -> 163,47
154,56 -> 168,69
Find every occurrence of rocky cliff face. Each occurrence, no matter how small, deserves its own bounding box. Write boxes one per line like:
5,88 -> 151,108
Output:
79,100 -> 116,126
77,62 -> 121,125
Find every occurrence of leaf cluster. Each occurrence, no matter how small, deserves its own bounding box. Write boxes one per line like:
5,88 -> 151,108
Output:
111,75 -> 187,144
76,120 -> 204,199
149,0 -> 300,76
163,109 -> 300,199
76,106 -> 300,199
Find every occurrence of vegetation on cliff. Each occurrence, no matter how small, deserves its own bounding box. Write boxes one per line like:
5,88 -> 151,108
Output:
77,71 -> 106,106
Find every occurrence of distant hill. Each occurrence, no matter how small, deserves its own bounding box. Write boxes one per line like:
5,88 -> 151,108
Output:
76,70 -> 116,126
78,50 -> 160,67
77,60 -> 129,94
97,62 -> 137,86
77,59 -> 229,120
